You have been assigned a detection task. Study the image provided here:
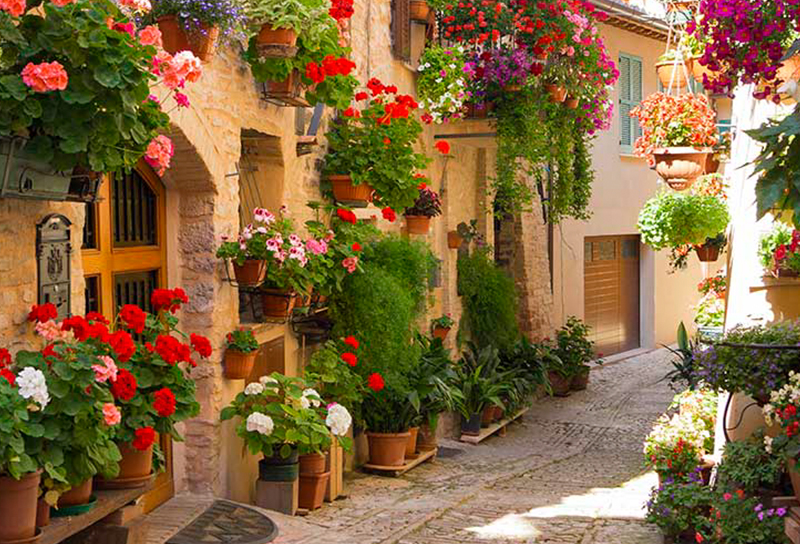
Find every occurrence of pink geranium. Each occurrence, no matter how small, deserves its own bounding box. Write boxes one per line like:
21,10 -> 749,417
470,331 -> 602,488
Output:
0,0 -> 25,16
157,51 -> 203,90
103,403 -> 122,426
35,320 -> 72,342
138,25 -> 162,47
174,92 -> 190,108
21,61 -> 69,93
92,355 -> 119,384
342,256 -> 358,273
306,239 -> 328,256
144,135 -> 174,176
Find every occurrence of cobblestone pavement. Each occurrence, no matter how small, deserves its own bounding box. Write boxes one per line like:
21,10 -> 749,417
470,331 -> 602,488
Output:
147,349 -> 673,544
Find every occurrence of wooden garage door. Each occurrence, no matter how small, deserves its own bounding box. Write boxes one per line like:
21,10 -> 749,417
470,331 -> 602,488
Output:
584,235 -> 640,357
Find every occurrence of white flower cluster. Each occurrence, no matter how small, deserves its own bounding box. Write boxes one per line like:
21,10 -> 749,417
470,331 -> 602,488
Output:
643,412 -> 709,455
418,76 -> 469,124
763,371 -> 800,426
244,382 -> 265,396
326,403 -> 352,437
246,412 -> 274,436
300,388 -> 322,409
259,375 -> 278,386
17,367 -> 49,409
764,435 -> 774,453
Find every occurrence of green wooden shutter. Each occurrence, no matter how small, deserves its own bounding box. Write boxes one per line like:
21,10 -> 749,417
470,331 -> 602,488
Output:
619,53 -> 643,153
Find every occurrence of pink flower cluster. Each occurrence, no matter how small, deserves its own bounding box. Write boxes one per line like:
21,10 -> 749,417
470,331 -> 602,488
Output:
0,0 -> 25,16
139,25 -> 162,47
103,403 -> 122,426
306,238 -> 329,256
21,61 -> 68,93
342,256 -> 358,273
144,135 -> 174,176
92,355 -> 119,384
119,0 -> 151,11
152,51 -> 203,91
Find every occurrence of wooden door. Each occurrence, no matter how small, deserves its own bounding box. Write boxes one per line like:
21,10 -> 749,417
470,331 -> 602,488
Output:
583,235 -> 640,357
82,164 -> 173,511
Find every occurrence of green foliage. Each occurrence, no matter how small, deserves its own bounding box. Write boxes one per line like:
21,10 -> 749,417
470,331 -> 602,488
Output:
746,105 -> 800,227
451,344 -> 507,417
637,191 -> 730,250
758,221 -> 799,273
410,335 -> 463,431
551,316 -> 598,378
416,45 -> 468,123
704,490 -> 790,544
0,0 -> 170,173
360,384 -> 419,433
716,432 -> 785,496
664,322 -> 700,390
363,235 -> 435,311
645,479 -> 715,538
225,329 -> 259,354
457,249 -> 520,351
0,380 -> 44,479
242,0 -> 326,36
304,338 -> 364,422
498,337 -> 554,412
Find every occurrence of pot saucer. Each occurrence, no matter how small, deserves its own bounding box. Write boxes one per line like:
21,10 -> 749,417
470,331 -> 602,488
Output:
1,528 -> 42,544
95,473 -> 153,490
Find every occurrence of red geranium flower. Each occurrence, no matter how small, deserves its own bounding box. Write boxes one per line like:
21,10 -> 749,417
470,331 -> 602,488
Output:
336,208 -> 357,225
367,372 -> 385,392
190,333 -> 212,358
86,311 -> 109,324
352,243 -> 362,252
119,304 -> 147,334
41,344 -> 59,362
111,369 -> 137,401
1,368 -> 15,386
344,335 -> 359,349
28,303 -> 58,324
0,348 -> 10,368
434,141 -> 451,155
155,335 -> 192,365
381,207 -> 396,222
132,426 -> 156,451
355,91 -> 368,101
109,330 -> 136,362
153,387 -> 177,417
151,288 -> 188,314
341,352 -> 357,366
61,316 -> 90,341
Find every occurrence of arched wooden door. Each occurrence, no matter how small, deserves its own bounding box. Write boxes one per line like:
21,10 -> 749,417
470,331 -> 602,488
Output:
82,163 -> 173,510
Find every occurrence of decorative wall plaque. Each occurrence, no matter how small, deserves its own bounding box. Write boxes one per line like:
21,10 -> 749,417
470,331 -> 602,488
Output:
36,214 -> 72,320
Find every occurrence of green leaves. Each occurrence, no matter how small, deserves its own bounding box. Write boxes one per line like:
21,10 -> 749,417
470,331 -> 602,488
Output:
93,64 -> 121,88
638,191 -> 730,250
0,75 -> 28,101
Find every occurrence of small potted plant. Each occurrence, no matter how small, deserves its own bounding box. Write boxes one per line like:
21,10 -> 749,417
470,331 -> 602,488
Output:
404,185 -> 442,235
224,329 -> 259,380
149,0 -> 246,62
417,45 -> 470,124
430,315 -> 455,341
703,487 -> 788,543
361,375 -> 419,467
216,209 -> 271,286
243,0 -> 319,57
645,477 -> 715,542
694,232 -> 727,262
553,317 -> 600,392
655,49 -> 693,92
452,345 -> 504,435
758,222 -> 800,278
630,92 -> 719,190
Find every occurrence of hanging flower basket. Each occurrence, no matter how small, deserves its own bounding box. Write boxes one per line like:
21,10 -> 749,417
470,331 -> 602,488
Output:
158,15 -> 220,62
695,245 -> 721,262
410,0 -> 431,22
652,147 -> 710,190
656,60 -> 693,91
261,289 -> 298,318
405,215 -> 431,235
329,175 -> 373,205
256,23 -> 299,59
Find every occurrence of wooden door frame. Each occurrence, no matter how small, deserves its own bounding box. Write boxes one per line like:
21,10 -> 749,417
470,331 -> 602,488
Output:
81,162 -> 174,511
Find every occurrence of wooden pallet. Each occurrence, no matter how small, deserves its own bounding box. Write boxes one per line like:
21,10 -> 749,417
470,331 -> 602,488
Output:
362,446 -> 438,477
460,408 -> 529,445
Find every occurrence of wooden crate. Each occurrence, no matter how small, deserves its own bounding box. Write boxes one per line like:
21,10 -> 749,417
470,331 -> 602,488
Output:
460,408 -> 528,445
325,438 -> 344,502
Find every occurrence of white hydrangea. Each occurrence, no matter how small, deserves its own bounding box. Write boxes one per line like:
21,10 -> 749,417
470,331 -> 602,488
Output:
300,388 -> 322,409
246,412 -> 274,436
259,375 -> 278,386
17,367 -> 49,409
326,403 -> 352,437
244,382 -> 265,396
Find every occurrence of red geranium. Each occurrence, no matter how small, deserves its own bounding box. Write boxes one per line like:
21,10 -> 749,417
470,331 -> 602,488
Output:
351,243 -> 362,252
336,208 -> 357,225
86,311 -> 109,324
153,387 -> 177,417
367,372 -> 385,392
344,335 -> 359,349
155,334 -> 192,365
41,344 -> 59,362
61,316 -> 90,341
0,348 -> 10,368
119,304 -> 147,334
111,369 -> 138,401
151,287 -> 188,314
341,352 -> 357,367
381,207 -> 397,222
132,426 -> 156,451
1,368 -> 15,386
329,0 -> 354,20
109,330 -> 136,362
355,91 -> 368,101
434,141 -> 451,155
190,333 -> 212,358
28,303 -> 58,324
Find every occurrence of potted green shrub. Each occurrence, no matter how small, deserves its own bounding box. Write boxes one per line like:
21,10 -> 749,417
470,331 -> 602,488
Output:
430,314 -> 455,341
453,345 -> 505,435
243,0 -> 327,57
404,186 -> 442,235
360,373 -> 420,467
224,329 -> 260,380
645,478 -> 715,542
716,432 -> 785,501
322,80 -> 431,211
758,222 -> 800,278
411,335 -> 462,448
552,317 -> 599,391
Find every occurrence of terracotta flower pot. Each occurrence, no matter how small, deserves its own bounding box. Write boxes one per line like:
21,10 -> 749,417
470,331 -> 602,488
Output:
417,422 -> 438,448
298,471 -> 330,510
656,59 -> 693,91
481,405 -> 495,427
492,405 -> 504,422
58,479 -> 92,508
299,453 -> 327,475
329,175 -> 373,205
405,215 -> 431,235
405,427 -> 419,457
409,0 -> 431,21
36,498 -> 50,529
261,289 -> 297,318
224,349 -> 257,380
705,154 -> 720,174
157,15 -> 219,62
97,443 -> 153,489
695,245 -> 720,263
544,84 -> 567,103
0,471 -> 40,542
571,368 -> 590,391
256,23 -> 298,58
432,326 -> 450,341
504,83 -> 523,92
447,230 -> 463,249
652,147 -> 710,190
461,413 -> 482,436
691,57 -> 714,85
548,371 -> 571,397
233,260 -> 265,286
564,97 -> 579,109
266,70 -> 303,99
366,432 -> 410,467
471,103 -> 489,119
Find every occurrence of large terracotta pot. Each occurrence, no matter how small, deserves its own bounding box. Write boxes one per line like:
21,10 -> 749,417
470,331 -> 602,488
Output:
157,16 -> 219,62
261,289 -> 297,318
366,432 -> 410,467
432,326 -> 450,341
233,260 -> 265,286
266,70 -> 303,98
224,349 -> 257,380
571,367 -> 590,391
58,479 -> 92,508
695,244 -> 720,263
0,471 -> 40,542
256,23 -> 298,58
544,84 -> 567,103
656,59 -> 693,91
329,175 -> 373,205
299,453 -> 326,475
36,499 -> 50,529
405,215 -> 431,235
652,147 -> 710,190
405,427 -> 419,457
417,422 -> 438,448
98,443 -> 153,489
410,0 -> 431,21
298,471 -> 330,510
548,371 -> 571,397
447,230 -> 464,249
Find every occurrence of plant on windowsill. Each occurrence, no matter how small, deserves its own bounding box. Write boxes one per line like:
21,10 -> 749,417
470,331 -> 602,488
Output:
758,222 -> 800,278
322,81 -> 431,212
147,0 -> 246,61
629,92 -> 719,190
224,329 -> 259,380
404,185 -> 442,235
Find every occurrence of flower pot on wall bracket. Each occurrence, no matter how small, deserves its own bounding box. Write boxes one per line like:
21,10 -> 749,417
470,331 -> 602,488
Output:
232,260 -> 266,287
261,289 -> 297,319
432,326 -> 450,341
265,70 -> 306,101
409,0 -> 431,22
544,84 -> 567,103
256,23 -> 298,58
0,471 -> 40,543
447,230 -> 463,249
564,96 -> 579,109
652,147 -> 710,190
223,349 -> 257,380
157,15 -> 219,62
405,215 -> 431,235
329,175 -> 373,206
695,244 -> 720,262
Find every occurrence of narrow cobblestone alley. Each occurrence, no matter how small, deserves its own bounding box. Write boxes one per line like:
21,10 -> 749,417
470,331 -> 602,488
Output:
147,349 -> 673,544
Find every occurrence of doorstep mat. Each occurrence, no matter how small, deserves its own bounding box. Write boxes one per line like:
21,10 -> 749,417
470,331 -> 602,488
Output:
166,500 -> 278,544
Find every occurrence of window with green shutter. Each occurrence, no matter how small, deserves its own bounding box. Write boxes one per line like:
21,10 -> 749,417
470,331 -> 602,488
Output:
619,53 -> 643,153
